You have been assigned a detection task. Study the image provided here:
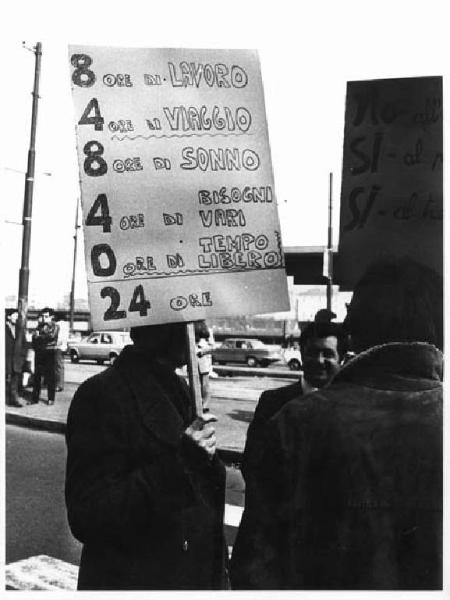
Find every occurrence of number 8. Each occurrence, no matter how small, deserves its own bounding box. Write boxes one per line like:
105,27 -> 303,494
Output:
71,54 -> 96,88
83,141 -> 108,177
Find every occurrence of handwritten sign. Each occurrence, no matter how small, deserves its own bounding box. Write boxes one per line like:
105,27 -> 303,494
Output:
69,46 -> 289,329
338,76 -> 443,289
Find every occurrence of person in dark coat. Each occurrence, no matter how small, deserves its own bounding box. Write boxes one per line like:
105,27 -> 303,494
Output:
65,322 -> 228,590
5,308 -> 26,407
30,307 -> 59,405
233,321 -> 348,581
238,321 -> 348,485
230,257 -> 443,590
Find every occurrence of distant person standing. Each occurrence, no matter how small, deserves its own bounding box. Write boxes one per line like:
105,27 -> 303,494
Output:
195,321 -> 215,416
55,311 -> 69,392
30,308 -> 59,405
5,308 -> 25,407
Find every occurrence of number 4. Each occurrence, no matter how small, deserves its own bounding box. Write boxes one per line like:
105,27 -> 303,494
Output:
129,285 -> 151,316
86,194 -> 112,232
78,98 -> 104,131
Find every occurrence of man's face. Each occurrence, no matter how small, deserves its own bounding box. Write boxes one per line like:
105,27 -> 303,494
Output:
8,311 -> 18,325
301,335 -> 341,388
41,312 -> 52,324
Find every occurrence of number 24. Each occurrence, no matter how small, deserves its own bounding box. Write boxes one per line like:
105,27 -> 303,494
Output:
101,285 -> 151,320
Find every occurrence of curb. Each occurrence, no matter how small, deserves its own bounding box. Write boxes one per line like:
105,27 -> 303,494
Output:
6,412 -> 66,434
6,413 -> 244,464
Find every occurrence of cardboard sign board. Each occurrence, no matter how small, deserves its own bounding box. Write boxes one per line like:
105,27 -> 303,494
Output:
338,76 -> 443,289
69,46 -> 289,329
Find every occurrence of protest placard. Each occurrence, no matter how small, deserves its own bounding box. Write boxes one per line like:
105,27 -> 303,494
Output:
338,76 -> 443,289
69,46 -> 289,329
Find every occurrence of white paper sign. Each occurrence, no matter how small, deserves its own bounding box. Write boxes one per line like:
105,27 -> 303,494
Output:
69,46 -> 289,329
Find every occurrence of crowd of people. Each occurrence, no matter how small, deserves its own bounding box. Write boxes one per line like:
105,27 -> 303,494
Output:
64,256 -> 443,590
5,256 -> 443,590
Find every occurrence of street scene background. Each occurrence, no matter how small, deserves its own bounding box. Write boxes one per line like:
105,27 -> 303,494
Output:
2,0 -> 449,595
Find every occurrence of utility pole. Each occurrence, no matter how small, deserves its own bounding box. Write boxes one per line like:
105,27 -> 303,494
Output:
326,172 -> 334,311
15,42 -> 42,363
69,197 -> 80,331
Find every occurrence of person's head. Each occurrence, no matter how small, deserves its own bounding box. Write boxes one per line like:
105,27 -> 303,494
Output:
194,320 -> 210,342
343,257 -> 443,353
130,322 -> 187,367
40,307 -> 55,324
6,308 -> 19,325
314,308 -> 337,323
300,321 -> 348,388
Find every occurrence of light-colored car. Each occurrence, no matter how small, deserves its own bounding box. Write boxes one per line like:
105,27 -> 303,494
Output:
67,331 -> 132,365
212,338 -> 282,368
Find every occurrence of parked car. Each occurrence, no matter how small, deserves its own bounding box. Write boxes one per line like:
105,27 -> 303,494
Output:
67,331 -> 132,365
212,338 -> 282,368
282,347 -> 302,371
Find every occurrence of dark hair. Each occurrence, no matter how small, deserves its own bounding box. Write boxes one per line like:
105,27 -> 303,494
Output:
300,321 -> 349,358
314,308 -> 337,323
194,320 -> 210,342
40,307 -> 55,317
130,322 -> 186,350
344,257 -> 443,351
5,308 -> 18,318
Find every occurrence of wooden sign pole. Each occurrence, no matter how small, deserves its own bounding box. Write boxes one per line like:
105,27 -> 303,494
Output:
185,322 -> 203,418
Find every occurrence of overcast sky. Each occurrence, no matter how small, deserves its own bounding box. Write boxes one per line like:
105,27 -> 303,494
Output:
1,0 -> 448,308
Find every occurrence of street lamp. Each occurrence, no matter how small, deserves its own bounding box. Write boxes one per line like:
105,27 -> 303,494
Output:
14,41 -> 42,369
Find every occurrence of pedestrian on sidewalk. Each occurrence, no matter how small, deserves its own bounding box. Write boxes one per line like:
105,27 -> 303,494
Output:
5,308 -> 26,407
30,308 -> 59,405
65,322 -> 228,590
195,320 -> 215,417
54,311 -> 69,392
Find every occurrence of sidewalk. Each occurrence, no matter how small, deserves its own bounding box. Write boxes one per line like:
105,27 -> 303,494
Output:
6,385 -> 76,435
5,373 -> 288,462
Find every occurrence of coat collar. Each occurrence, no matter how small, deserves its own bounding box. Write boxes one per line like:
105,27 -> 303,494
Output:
334,342 -> 443,391
113,345 -> 192,446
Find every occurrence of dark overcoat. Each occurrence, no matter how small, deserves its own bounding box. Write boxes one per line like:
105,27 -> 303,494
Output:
65,345 -> 227,590
231,342 -> 443,590
240,380 -> 303,483
5,323 -> 26,376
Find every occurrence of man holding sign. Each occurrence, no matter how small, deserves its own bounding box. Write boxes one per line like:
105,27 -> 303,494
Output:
65,322 -> 228,590
66,44 -> 289,590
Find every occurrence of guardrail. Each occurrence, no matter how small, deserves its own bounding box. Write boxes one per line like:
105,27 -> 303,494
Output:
212,365 -> 302,379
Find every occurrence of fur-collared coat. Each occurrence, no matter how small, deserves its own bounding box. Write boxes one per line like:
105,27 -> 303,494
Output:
231,342 -> 443,590
65,345 -> 227,590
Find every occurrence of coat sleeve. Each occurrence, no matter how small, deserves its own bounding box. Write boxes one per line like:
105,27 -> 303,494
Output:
65,375 -> 195,548
230,415 -> 290,589
240,391 -> 271,483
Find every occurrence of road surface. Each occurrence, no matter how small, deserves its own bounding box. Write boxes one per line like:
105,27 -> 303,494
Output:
6,424 -> 245,577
